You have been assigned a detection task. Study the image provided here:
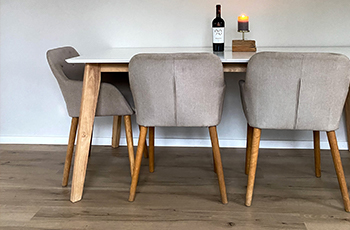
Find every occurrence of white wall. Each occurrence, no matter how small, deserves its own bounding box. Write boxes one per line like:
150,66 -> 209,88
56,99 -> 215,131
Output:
1,0 -> 350,149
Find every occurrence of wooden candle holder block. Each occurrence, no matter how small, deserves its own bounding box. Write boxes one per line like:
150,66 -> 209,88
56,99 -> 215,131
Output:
232,40 -> 256,52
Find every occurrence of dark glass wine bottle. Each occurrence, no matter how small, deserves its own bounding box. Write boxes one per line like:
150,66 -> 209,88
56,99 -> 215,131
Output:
212,4 -> 225,52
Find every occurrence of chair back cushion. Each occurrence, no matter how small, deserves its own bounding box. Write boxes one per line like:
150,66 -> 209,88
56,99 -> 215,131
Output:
47,46 -> 85,82
241,52 -> 350,131
129,53 -> 225,127
47,46 -> 85,116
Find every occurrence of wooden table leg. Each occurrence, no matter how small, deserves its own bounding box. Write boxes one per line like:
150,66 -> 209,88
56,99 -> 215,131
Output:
344,91 -> 350,151
70,64 -> 101,203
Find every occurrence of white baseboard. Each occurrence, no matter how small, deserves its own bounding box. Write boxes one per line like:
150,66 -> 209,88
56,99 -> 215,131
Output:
0,136 -> 348,150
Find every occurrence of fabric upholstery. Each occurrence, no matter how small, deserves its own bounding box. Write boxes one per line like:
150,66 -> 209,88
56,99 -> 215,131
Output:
240,52 -> 350,131
129,53 -> 226,127
47,46 -> 134,117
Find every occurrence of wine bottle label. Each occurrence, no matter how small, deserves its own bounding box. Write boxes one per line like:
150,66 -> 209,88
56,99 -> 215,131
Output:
213,27 -> 225,43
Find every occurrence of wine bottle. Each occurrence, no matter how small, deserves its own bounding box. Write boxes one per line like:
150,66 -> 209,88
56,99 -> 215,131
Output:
212,4 -> 225,52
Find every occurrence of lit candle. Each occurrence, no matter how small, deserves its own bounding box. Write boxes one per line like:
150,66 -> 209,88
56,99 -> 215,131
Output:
238,14 -> 249,31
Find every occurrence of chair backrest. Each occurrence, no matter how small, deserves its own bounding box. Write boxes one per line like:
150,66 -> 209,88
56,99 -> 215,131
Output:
47,46 -> 85,82
242,52 -> 350,131
129,53 -> 226,127
47,46 -> 85,117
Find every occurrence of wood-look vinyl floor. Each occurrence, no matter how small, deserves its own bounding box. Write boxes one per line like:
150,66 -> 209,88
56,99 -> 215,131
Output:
1,144 -> 350,229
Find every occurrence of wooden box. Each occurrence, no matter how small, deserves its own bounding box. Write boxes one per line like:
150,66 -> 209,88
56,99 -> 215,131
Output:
232,40 -> 256,52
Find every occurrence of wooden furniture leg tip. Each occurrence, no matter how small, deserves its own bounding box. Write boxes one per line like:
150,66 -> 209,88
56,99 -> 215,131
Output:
343,200 -> 350,212
343,198 -> 350,212
245,196 -> 253,206
221,198 -> 228,204
128,195 -> 135,202
70,196 -> 82,203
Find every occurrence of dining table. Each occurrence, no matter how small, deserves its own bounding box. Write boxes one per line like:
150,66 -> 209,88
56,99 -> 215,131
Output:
66,46 -> 350,203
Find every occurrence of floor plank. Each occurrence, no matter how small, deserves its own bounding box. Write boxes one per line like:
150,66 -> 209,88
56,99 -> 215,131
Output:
1,144 -> 350,229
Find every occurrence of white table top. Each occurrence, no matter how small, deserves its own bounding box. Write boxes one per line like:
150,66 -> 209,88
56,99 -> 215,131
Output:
66,46 -> 350,64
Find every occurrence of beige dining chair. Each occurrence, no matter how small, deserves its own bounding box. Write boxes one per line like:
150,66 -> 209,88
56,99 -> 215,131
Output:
47,46 -> 137,187
127,53 -> 228,204
240,52 -> 350,212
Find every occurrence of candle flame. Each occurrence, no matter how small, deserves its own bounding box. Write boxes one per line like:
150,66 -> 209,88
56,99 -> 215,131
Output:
238,14 -> 249,22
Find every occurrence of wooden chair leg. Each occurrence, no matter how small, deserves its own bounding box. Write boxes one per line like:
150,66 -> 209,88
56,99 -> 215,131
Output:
129,126 -> 148,202
124,115 -> 135,177
149,127 -> 155,173
139,125 -> 149,158
144,140 -> 149,158
313,131 -> 321,178
209,126 -> 228,204
212,150 -> 217,174
112,116 -> 122,148
327,131 -> 350,212
62,117 -> 79,187
245,124 -> 253,175
245,128 -> 261,207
